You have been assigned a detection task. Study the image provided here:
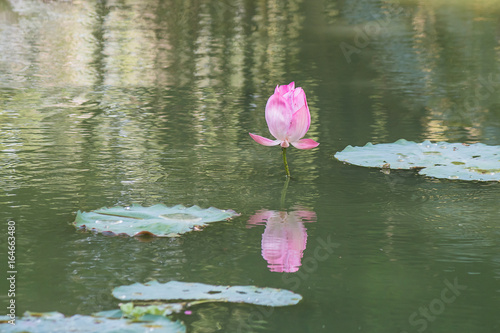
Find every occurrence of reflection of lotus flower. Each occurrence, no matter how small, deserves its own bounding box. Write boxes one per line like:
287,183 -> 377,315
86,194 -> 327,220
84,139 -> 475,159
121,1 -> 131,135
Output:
249,82 -> 319,150
248,209 -> 316,273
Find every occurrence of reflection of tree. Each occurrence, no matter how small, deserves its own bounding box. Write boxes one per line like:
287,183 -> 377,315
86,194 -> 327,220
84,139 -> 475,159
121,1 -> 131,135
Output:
188,303 -> 266,333
340,0 -> 500,143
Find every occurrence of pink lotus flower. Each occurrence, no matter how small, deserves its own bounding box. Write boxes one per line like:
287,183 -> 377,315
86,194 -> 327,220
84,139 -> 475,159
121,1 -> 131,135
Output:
248,208 -> 316,273
249,82 -> 319,150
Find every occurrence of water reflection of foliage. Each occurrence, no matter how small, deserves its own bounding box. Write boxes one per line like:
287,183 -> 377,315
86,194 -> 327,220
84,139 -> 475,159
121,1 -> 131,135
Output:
187,303 -> 266,333
340,0 -> 500,143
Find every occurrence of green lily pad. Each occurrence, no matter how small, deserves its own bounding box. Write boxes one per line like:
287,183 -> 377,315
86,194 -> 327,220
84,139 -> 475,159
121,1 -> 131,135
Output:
112,280 -> 302,306
334,139 -> 500,181
0,311 -> 185,333
74,204 -> 239,237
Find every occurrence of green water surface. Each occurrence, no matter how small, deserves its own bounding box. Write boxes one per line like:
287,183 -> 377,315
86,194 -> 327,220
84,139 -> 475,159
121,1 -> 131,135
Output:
1,0 -> 500,332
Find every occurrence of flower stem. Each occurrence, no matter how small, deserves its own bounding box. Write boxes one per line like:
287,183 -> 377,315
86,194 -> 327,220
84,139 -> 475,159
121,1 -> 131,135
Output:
280,176 -> 290,209
282,147 -> 291,178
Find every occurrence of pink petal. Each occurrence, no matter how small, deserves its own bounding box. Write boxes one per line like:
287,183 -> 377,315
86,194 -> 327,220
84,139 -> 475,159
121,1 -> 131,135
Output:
247,209 -> 275,228
249,133 -> 281,146
286,105 -> 311,143
290,138 -> 319,149
290,87 -> 307,112
274,82 -> 295,95
294,210 -> 317,223
260,211 -> 308,273
265,94 -> 292,142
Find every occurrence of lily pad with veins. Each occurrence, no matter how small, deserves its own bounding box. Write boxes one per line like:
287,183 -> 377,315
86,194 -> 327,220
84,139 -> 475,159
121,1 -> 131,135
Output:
74,204 -> 239,237
334,139 -> 500,181
112,280 -> 302,307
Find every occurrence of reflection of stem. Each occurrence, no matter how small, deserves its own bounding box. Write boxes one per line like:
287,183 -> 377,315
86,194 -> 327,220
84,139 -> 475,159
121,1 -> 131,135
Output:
280,176 -> 290,209
282,147 -> 291,177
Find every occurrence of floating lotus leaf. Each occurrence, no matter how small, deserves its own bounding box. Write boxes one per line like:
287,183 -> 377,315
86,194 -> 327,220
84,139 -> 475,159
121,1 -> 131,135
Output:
74,204 -> 239,237
334,139 -> 500,181
0,311 -> 185,333
112,280 -> 302,307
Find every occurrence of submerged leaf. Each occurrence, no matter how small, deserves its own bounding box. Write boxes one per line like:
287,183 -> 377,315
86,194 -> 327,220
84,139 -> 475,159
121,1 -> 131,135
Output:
0,311 -> 185,333
116,303 -> 185,319
74,204 -> 239,237
335,139 -> 500,181
112,280 -> 302,307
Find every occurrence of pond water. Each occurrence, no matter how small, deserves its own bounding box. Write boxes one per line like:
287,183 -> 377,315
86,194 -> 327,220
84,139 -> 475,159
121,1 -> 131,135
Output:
1,0 -> 500,332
